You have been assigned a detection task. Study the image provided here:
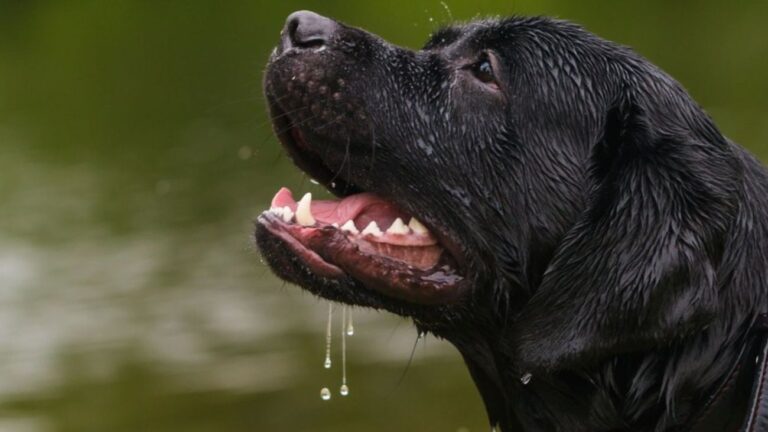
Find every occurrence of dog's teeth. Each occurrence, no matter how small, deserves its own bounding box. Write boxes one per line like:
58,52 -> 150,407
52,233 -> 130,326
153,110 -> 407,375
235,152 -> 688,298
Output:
281,206 -> 294,223
340,220 -> 359,234
295,193 -> 316,226
408,217 -> 429,235
361,221 -> 383,236
386,218 -> 410,235
331,222 -> 339,228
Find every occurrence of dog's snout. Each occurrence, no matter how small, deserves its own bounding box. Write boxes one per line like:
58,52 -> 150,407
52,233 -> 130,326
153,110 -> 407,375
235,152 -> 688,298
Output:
284,10 -> 336,48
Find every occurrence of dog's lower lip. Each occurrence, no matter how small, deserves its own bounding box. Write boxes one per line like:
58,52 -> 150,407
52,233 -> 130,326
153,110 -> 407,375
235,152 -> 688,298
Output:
257,211 -> 467,304
258,217 -> 345,279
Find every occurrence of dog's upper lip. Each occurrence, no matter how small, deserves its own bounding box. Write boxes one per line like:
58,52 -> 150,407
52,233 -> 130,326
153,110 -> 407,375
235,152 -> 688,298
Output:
265,93 -> 359,198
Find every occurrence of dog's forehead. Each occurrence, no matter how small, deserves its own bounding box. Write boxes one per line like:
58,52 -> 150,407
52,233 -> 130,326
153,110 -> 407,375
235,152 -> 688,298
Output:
423,26 -> 464,50
422,17 -> 592,58
422,20 -> 505,52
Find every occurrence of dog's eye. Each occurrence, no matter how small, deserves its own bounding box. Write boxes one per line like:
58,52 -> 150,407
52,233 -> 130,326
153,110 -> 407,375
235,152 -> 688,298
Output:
469,52 -> 499,89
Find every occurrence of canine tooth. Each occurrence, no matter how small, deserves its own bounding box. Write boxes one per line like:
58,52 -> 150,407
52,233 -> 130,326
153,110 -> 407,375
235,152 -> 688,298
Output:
408,217 -> 429,235
281,206 -> 294,223
331,222 -> 339,228
386,218 -> 410,235
362,221 -> 383,236
340,220 -> 359,234
295,193 -> 316,226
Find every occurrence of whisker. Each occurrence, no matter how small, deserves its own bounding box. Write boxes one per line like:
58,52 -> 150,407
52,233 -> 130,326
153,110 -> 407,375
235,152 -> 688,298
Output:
271,148 -> 285,165
368,120 -> 377,176
260,111 -> 318,168
394,332 -> 422,389
257,105 -> 311,131
312,118 -> 339,132
329,136 -> 352,185
263,112 -> 319,146
346,137 -> 352,188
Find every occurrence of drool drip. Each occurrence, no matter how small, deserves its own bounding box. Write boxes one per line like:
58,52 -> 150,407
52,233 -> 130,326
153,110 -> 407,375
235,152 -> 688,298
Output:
324,303 -> 333,369
346,309 -> 354,336
320,303 -> 333,401
320,303 -> 355,400
320,387 -> 331,401
340,305 -> 350,396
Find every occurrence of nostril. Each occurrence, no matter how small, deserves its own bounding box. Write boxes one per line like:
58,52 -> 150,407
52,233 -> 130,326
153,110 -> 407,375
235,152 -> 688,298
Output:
285,10 -> 337,48
286,18 -> 301,44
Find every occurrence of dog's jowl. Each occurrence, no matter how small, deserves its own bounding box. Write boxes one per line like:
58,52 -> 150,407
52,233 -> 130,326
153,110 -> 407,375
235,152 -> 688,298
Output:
256,11 -> 768,432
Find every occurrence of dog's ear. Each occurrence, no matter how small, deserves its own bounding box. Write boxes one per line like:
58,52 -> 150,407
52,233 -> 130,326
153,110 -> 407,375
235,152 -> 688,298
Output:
511,86 -> 740,372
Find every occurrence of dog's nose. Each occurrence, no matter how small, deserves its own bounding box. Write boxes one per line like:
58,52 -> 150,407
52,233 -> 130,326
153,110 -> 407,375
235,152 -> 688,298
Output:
284,10 -> 337,48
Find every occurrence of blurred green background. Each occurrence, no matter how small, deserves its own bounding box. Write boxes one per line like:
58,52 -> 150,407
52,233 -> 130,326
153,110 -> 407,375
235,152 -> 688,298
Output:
0,1 -> 765,431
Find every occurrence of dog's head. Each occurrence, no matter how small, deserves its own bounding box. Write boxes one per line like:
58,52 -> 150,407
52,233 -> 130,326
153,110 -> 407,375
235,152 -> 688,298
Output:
257,11 -> 739,378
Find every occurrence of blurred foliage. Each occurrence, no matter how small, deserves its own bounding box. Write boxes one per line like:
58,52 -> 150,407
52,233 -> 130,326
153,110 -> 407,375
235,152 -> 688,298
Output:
0,1 -> 765,431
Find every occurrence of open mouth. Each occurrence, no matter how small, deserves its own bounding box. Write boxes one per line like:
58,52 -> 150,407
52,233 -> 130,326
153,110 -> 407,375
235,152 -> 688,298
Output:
256,101 -> 468,305
259,187 -> 464,303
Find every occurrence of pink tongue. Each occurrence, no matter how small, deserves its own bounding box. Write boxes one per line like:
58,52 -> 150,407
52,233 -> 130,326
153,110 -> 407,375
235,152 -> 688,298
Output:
271,187 -> 406,227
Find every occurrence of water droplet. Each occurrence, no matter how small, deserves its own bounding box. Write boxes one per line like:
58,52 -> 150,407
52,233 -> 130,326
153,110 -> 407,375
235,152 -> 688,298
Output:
310,178 -> 319,185
520,373 -> 532,385
324,303 -> 333,369
440,1 -> 453,20
237,146 -> 252,160
320,387 -> 331,400
330,181 -> 337,188
341,306 -> 349,396
346,311 -> 354,336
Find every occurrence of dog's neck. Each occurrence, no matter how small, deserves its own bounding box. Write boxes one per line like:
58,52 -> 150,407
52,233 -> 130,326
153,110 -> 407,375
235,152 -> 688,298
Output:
446,148 -> 768,432
447,318 -> 751,432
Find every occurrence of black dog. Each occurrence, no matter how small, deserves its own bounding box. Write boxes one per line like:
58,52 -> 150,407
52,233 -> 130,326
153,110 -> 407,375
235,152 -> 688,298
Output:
256,11 -> 768,431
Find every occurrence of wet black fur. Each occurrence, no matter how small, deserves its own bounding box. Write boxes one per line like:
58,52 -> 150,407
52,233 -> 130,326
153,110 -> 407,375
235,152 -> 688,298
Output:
259,15 -> 768,431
